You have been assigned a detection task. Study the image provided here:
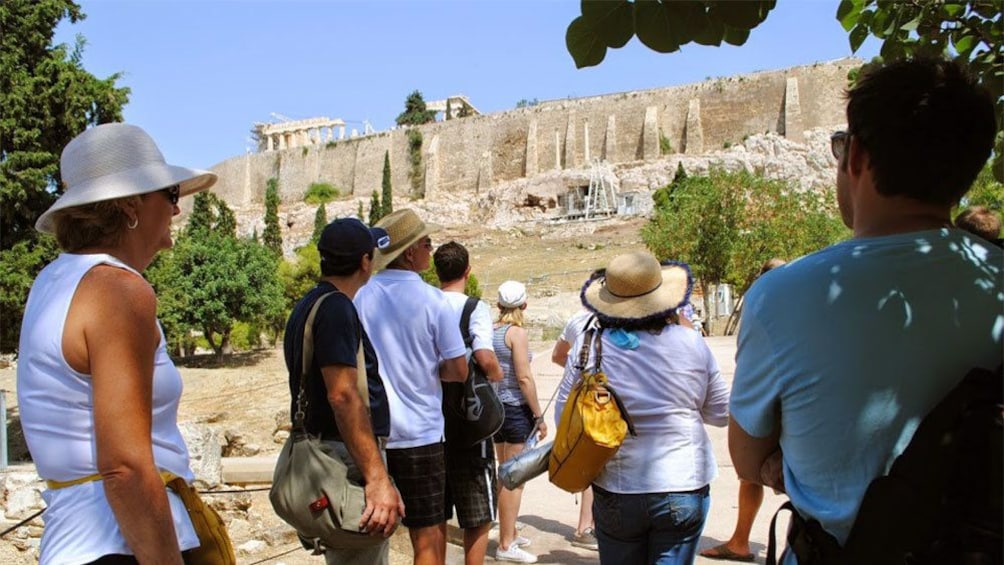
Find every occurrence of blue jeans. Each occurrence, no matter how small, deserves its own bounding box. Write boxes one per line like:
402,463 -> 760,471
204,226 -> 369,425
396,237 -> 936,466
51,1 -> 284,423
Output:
592,484 -> 710,565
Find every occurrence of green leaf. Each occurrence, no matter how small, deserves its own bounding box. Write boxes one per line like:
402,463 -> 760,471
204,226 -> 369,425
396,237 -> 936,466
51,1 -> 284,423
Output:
722,25 -> 751,47
714,0 -> 770,30
954,34 -> 977,58
836,0 -> 862,31
566,16 -> 608,69
634,0 -> 681,54
693,15 -> 724,46
942,3 -> 964,17
899,15 -> 920,31
849,24 -> 869,53
581,0 -> 635,48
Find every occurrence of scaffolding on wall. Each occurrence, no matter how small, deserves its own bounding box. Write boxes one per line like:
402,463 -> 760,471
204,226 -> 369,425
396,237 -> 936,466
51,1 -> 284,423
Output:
557,160 -> 618,220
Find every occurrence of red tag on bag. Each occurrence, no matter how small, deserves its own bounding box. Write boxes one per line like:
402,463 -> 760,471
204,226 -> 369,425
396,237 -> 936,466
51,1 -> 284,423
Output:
309,496 -> 329,512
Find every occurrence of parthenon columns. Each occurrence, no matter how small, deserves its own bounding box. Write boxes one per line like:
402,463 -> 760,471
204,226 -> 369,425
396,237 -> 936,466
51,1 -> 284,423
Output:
254,117 -> 348,152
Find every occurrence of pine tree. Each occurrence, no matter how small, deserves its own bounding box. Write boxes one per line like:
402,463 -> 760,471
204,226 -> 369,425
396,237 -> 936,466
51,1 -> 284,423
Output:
369,190 -> 382,225
263,177 -> 282,255
381,151 -> 393,217
445,98 -> 452,121
312,204 -> 327,243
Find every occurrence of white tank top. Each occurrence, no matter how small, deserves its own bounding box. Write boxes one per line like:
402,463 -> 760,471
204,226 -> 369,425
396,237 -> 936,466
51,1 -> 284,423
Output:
17,253 -> 198,563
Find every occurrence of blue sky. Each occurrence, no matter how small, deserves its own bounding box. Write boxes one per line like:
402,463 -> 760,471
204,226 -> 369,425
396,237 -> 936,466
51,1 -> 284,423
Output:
55,1 -> 879,171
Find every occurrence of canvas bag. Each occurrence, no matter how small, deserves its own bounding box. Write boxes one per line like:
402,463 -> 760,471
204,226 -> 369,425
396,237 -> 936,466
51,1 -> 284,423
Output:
269,292 -> 384,550
549,326 -> 636,493
443,296 -> 505,447
165,476 -> 236,565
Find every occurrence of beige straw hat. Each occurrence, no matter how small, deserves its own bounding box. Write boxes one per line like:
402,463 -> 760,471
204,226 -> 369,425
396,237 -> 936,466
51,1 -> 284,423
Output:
372,209 -> 442,271
35,123 -> 217,234
581,252 -> 692,325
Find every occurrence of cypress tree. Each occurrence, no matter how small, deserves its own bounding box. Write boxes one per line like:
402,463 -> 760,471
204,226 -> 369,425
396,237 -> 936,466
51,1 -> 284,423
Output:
381,151 -> 393,217
312,204 -> 327,243
263,177 -> 282,255
369,190 -> 382,225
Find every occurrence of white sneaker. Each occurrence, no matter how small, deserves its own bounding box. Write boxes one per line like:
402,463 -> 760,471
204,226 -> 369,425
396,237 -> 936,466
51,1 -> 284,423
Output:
495,544 -> 538,563
513,535 -> 531,547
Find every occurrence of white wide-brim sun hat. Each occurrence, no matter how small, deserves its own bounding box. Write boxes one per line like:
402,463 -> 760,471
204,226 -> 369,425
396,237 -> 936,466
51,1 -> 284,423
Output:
35,123 -> 217,234
581,251 -> 693,326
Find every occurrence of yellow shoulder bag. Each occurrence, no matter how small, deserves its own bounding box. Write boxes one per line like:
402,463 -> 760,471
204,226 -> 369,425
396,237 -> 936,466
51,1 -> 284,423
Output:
549,325 -> 636,493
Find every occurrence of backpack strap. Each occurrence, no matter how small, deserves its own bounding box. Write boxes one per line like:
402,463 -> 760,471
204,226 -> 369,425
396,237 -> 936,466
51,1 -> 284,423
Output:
767,500 -> 842,565
459,296 -> 478,348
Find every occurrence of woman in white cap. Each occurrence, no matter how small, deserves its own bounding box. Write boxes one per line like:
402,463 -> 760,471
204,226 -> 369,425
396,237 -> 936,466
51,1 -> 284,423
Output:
17,123 -> 220,564
492,280 -> 547,563
573,252 -> 729,565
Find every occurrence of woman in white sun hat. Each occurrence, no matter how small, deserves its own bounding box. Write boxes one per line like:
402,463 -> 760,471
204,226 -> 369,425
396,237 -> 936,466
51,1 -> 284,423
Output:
573,251 -> 730,565
17,123 -> 221,564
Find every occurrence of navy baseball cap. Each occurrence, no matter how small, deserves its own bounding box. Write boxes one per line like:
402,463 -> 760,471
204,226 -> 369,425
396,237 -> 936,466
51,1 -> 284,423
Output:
318,218 -> 390,270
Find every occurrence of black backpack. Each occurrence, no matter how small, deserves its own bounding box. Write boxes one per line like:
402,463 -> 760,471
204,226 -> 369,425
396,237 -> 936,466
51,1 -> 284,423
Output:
769,364 -> 1003,565
442,297 -> 505,447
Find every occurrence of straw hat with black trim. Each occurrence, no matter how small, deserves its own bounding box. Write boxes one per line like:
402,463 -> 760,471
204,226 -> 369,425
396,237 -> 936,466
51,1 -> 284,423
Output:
372,208 -> 441,271
35,123 -> 217,234
581,251 -> 693,326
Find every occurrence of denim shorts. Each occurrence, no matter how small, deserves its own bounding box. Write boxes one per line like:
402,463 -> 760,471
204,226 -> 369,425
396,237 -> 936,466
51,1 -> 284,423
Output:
493,403 -> 536,444
592,484 -> 711,565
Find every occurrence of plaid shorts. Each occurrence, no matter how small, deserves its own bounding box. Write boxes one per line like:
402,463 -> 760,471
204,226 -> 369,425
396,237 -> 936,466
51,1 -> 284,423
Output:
386,443 -> 447,529
445,440 -> 497,529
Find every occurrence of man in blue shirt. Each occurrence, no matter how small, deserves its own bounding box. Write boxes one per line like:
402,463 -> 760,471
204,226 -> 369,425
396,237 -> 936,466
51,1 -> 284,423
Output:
729,58 -> 1001,564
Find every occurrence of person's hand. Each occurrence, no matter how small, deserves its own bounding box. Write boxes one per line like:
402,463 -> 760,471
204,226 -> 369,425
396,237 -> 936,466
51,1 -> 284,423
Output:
536,420 -> 548,441
360,476 -> 405,537
759,449 -> 785,494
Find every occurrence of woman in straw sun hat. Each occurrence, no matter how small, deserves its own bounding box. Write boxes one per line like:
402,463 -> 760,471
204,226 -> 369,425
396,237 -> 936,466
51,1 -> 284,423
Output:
17,123 -> 224,564
569,251 -> 730,565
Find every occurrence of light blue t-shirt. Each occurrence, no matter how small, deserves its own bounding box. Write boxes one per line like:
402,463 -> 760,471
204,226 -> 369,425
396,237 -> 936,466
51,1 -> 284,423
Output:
731,229 -> 1002,558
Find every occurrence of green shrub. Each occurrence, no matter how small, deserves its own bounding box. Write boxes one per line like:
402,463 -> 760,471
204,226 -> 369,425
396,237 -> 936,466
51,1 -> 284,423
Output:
230,321 -> 263,351
304,182 -> 339,204
659,132 -> 672,155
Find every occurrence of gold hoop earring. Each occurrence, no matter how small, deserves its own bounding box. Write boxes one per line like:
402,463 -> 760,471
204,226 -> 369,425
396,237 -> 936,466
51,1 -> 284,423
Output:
127,218 -> 139,230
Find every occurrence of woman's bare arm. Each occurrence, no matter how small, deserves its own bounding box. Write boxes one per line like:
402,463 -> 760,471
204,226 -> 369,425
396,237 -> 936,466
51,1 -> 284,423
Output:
507,326 -> 547,440
71,266 -> 185,564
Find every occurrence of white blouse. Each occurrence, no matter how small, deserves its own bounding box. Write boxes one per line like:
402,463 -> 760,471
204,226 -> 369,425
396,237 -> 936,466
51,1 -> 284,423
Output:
563,324 -> 730,494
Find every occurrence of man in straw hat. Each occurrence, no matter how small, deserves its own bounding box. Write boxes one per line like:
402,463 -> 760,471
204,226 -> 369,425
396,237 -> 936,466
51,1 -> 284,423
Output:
571,251 -> 729,562
354,209 -> 469,565
729,58 -> 1002,563
282,218 -> 404,564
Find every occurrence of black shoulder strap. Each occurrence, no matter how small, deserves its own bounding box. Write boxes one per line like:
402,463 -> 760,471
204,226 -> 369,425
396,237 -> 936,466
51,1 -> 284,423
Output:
459,296 -> 478,347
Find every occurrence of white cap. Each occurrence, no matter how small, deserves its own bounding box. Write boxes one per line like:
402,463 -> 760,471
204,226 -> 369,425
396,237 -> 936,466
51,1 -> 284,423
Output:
498,280 -> 527,308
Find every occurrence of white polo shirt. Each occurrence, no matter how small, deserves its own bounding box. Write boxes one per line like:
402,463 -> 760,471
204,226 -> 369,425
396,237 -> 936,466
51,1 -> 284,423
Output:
442,292 -> 494,353
354,269 -> 467,449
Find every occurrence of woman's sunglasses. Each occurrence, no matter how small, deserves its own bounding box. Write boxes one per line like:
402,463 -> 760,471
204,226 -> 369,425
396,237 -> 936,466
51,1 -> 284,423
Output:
161,184 -> 181,205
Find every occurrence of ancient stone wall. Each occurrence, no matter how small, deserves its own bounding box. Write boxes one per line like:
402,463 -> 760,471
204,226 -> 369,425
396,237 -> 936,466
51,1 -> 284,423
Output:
205,58 -> 857,212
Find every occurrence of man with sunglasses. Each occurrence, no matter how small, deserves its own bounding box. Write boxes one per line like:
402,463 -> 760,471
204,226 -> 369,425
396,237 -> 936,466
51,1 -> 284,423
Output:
728,58 -> 1000,564
282,218 -> 404,564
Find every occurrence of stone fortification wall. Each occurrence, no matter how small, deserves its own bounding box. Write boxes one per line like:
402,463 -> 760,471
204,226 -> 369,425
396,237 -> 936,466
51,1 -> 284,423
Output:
206,58 -> 857,213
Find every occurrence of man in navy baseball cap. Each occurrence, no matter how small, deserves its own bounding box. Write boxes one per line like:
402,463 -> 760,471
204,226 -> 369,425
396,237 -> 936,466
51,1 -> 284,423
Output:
318,218 -> 390,276
282,217 -> 405,562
